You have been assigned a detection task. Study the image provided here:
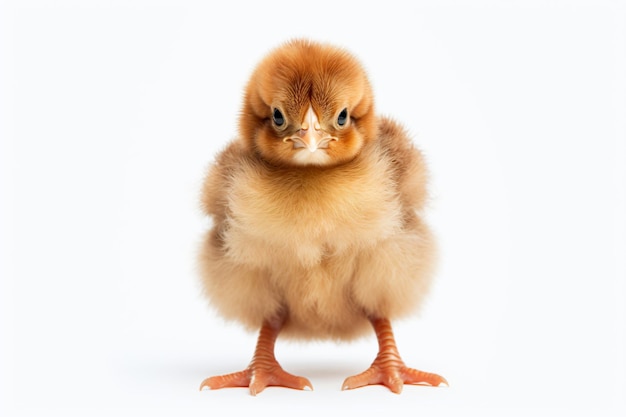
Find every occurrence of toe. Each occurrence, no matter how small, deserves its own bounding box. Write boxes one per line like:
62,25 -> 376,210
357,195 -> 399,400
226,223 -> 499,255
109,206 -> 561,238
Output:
269,369 -> 314,391
249,376 -> 266,396
199,370 -> 250,391
401,367 -> 448,387
385,376 -> 404,394
342,367 -> 378,391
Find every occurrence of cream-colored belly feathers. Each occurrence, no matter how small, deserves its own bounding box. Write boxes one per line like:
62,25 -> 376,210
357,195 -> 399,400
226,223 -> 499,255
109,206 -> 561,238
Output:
199,146 -> 435,341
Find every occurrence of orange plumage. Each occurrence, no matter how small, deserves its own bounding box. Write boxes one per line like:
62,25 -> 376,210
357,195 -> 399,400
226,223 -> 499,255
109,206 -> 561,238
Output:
198,39 -> 446,395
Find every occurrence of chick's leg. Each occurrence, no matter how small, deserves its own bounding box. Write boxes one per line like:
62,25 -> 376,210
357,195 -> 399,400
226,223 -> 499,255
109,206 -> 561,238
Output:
199,317 -> 313,396
342,317 -> 447,394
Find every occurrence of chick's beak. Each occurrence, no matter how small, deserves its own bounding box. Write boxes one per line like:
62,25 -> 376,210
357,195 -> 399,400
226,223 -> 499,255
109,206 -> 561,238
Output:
283,106 -> 337,152
298,106 -> 323,153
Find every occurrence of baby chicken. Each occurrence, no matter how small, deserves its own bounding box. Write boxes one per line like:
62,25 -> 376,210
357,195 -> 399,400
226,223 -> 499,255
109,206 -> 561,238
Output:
198,39 -> 447,395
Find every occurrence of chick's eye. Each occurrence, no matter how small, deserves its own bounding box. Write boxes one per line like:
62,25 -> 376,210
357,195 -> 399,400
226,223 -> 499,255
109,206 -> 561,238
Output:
337,108 -> 348,127
273,108 -> 285,127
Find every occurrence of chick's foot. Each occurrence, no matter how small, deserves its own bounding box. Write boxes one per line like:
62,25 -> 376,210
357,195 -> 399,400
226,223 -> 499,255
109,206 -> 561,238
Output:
199,318 -> 313,396
342,362 -> 447,394
199,364 -> 312,396
342,318 -> 448,394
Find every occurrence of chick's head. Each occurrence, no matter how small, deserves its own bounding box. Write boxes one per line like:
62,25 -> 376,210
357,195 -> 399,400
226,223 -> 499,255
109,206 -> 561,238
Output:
239,39 -> 376,168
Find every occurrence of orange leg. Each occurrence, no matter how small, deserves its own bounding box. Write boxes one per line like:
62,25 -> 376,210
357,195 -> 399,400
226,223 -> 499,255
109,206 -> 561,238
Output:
342,317 -> 448,394
199,317 -> 313,396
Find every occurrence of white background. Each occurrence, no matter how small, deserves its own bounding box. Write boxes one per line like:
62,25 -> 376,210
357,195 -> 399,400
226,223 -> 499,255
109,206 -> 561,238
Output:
1,0 -> 625,416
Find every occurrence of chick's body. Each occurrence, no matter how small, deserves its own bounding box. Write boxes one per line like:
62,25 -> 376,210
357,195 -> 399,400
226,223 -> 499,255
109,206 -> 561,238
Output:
201,119 -> 434,340
199,40 -> 446,395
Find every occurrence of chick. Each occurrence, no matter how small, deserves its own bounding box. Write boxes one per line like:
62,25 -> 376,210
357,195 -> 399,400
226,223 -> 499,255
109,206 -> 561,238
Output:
198,39 -> 447,395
